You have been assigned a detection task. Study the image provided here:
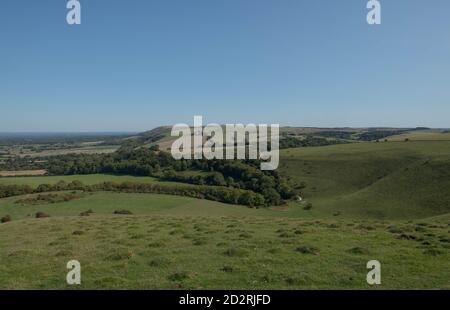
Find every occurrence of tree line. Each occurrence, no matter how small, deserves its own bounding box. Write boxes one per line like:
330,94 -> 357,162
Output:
0,180 -> 269,207
1,147 -> 299,206
42,148 -> 296,205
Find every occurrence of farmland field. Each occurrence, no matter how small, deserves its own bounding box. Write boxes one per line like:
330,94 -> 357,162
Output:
0,169 -> 47,177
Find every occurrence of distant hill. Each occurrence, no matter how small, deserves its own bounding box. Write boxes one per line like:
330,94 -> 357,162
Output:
119,126 -> 450,150
119,126 -> 172,148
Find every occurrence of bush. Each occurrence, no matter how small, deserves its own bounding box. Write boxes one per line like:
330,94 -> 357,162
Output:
79,209 -> 94,216
221,266 -> 234,273
1,215 -> 12,223
35,211 -> 50,218
263,188 -> 281,205
347,247 -> 370,255
114,209 -> 133,215
295,245 -> 319,255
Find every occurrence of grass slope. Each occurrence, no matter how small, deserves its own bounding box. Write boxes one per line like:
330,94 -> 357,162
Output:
280,141 -> 450,219
1,141 -> 449,289
386,130 -> 450,142
0,213 -> 448,289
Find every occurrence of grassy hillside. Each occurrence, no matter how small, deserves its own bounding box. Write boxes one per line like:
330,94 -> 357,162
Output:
280,141 -> 450,219
0,192 -> 265,220
0,140 -> 449,289
386,130 -> 450,142
0,208 -> 448,289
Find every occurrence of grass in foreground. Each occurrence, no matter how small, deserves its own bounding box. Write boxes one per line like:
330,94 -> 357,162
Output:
0,213 -> 448,289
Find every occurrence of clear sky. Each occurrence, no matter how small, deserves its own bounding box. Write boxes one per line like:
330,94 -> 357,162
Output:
1,0 -> 449,132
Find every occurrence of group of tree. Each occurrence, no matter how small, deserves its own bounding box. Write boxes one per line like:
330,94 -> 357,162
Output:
279,135 -> 347,149
357,130 -> 406,141
0,180 -> 268,207
40,147 -> 296,205
0,156 -> 46,171
1,142 -> 300,206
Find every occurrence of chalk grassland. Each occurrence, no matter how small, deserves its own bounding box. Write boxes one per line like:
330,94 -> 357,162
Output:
0,192 -> 261,220
280,141 -> 450,219
0,209 -> 448,289
0,140 -> 449,289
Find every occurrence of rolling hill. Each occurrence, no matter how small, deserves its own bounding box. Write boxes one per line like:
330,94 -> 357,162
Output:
280,141 -> 450,219
0,128 -> 449,289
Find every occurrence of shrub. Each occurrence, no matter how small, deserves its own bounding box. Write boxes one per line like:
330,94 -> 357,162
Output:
221,266 -> 234,273
1,215 -> 12,223
35,211 -> 50,218
263,188 -> 281,205
347,247 -> 370,255
79,209 -> 93,216
114,209 -> 133,215
397,233 -> 418,240
295,245 -> 319,255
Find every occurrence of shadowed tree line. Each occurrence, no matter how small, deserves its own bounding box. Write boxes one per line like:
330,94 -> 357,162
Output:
1,147 -> 299,206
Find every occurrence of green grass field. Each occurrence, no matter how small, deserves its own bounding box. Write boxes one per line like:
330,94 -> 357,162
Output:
0,141 -> 449,289
0,209 -> 448,289
0,174 -> 187,187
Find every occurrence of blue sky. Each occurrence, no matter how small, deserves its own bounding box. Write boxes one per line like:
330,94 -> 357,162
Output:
1,0 -> 449,132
